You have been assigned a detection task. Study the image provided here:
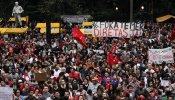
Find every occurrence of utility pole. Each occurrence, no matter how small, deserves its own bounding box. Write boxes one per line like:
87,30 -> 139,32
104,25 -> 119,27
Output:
46,17 -> 51,45
151,0 -> 154,22
130,0 -> 133,22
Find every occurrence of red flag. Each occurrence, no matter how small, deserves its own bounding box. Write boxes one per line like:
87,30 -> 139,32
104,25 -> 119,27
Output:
162,27 -> 166,33
72,26 -> 87,47
168,28 -> 175,41
107,51 -> 114,66
0,39 -> 4,47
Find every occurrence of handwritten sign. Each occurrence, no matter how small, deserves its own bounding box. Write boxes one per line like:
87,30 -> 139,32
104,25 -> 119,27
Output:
148,47 -> 174,64
92,22 -> 143,38
35,72 -> 47,81
0,87 -> 13,100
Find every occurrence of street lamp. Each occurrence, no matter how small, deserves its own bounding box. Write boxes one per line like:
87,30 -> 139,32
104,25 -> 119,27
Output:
130,0 -> 133,22
116,7 -> 118,11
141,6 -> 144,10
140,5 -> 145,21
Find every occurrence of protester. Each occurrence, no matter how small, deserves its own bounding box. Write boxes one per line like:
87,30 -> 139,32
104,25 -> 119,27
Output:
0,22 -> 175,100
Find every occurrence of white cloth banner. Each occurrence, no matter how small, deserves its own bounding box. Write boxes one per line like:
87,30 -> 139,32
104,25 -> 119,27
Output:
0,87 -> 13,100
161,79 -> 169,87
92,22 -> 143,38
148,47 -> 174,64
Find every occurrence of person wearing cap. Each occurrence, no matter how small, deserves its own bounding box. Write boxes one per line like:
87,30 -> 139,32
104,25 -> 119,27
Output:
87,77 -> 100,93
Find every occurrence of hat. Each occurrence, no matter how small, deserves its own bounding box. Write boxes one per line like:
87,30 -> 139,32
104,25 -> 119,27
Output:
137,64 -> 140,67
18,80 -> 22,83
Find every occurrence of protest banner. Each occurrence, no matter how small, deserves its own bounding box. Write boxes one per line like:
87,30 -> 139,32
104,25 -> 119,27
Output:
92,22 -> 144,38
35,72 -> 47,81
61,15 -> 91,23
0,87 -> 13,100
148,47 -> 174,64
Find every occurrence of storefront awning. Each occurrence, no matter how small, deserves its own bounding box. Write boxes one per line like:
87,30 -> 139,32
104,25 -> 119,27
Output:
0,28 -> 28,34
36,23 -> 60,28
8,16 -> 29,22
82,22 -> 92,26
156,15 -> 175,23
40,28 -> 60,34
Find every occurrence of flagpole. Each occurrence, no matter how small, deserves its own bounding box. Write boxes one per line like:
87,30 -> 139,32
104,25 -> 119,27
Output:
72,24 -> 76,64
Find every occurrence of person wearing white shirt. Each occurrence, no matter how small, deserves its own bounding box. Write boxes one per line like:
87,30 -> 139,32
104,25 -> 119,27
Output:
87,77 -> 100,93
144,64 -> 155,74
51,42 -> 57,49
53,65 -> 61,78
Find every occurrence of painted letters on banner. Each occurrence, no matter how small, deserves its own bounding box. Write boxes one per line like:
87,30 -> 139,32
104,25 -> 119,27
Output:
92,22 -> 144,38
148,47 -> 174,64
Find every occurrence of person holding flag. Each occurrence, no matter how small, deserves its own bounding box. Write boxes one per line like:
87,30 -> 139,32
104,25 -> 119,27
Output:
107,40 -> 119,67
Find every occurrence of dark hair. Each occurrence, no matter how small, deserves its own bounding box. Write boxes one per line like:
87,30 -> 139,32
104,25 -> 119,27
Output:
132,73 -> 137,78
140,82 -> 145,86
127,85 -> 133,89
15,89 -> 22,95
87,89 -> 92,95
93,96 -> 98,100
168,95 -> 174,98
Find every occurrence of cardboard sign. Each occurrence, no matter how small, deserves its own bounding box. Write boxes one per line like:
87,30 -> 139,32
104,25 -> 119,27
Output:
92,22 -> 143,38
148,47 -> 174,64
0,87 -> 13,100
35,72 -> 47,81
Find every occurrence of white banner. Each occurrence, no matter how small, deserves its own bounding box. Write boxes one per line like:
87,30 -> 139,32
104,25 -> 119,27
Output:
92,22 -> 143,38
0,87 -> 13,100
161,79 -> 169,87
148,47 -> 174,64
61,15 -> 90,23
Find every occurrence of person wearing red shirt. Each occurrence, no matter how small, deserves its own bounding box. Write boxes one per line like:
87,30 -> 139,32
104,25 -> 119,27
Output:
69,68 -> 79,79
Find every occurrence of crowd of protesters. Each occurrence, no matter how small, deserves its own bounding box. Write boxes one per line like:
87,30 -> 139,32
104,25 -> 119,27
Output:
0,22 -> 175,100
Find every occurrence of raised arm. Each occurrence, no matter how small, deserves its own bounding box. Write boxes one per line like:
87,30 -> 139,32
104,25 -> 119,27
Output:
19,6 -> 24,13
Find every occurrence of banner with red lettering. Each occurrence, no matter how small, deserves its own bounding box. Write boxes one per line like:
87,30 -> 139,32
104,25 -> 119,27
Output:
92,22 -> 143,38
148,47 -> 174,64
